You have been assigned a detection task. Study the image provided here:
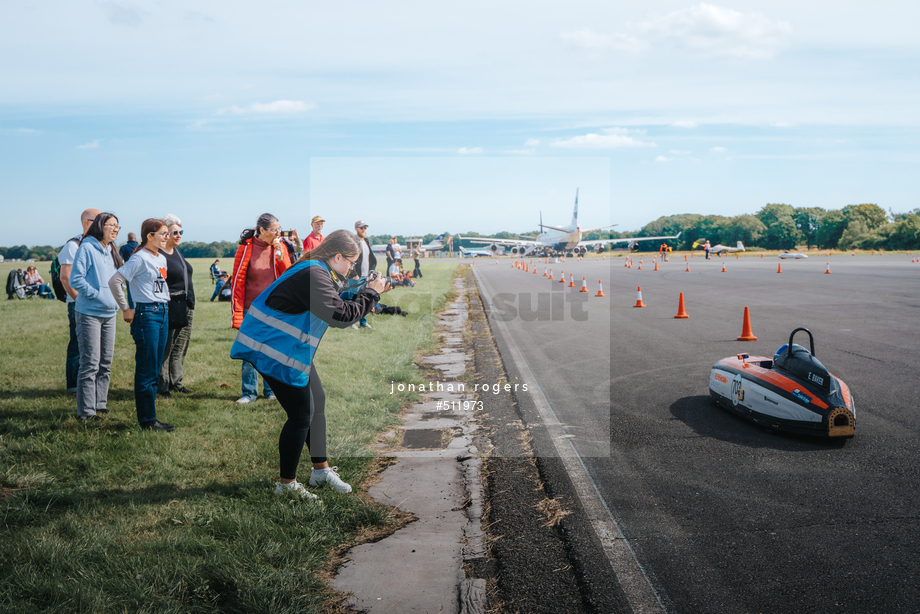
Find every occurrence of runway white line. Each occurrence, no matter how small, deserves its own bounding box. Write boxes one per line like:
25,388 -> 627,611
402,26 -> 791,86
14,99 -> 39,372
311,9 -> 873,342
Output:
473,267 -> 666,614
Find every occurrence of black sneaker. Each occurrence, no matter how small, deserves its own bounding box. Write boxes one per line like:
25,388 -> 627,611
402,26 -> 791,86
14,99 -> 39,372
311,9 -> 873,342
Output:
97,408 -> 110,414
157,390 -> 172,399
140,421 -> 176,432
172,385 -> 193,394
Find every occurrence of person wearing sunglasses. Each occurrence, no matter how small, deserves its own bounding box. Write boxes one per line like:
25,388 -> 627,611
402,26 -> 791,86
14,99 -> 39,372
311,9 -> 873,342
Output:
157,214 -> 196,397
231,229 -> 389,500
69,212 -> 124,421
230,213 -> 293,403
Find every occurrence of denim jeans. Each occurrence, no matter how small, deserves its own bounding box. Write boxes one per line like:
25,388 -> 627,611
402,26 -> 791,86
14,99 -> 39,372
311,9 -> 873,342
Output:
131,302 -> 168,424
75,312 -> 116,419
66,302 -> 80,393
242,360 -> 273,399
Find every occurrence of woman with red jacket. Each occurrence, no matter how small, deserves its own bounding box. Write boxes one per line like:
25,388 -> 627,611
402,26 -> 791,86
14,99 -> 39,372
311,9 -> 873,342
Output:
231,213 -> 293,403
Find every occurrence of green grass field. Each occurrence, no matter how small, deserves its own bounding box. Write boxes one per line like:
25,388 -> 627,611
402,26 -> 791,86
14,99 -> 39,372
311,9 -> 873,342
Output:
0,258 -> 459,613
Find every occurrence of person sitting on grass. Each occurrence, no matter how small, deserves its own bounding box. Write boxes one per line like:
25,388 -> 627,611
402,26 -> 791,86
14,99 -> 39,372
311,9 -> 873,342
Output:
388,258 -> 415,287
24,266 -> 54,299
210,271 -> 230,301
230,229 -> 389,500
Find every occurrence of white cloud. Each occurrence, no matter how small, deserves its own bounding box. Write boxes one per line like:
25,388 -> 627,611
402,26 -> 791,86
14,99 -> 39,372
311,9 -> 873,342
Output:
16,128 -> 41,134
101,2 -> 148,28
551,132 -> 656,149
710,146 -> 727,153
76,139 -> 101,149
771,121 -> 795,127
219,100 -> 316,115
565,4 -> 792,60
672,120 -> 698,128
655,155 -> 671,162
559,28 -> 647,54
524,138 -> 540,147
457,147 -> 483,154
603,127 -> 646,135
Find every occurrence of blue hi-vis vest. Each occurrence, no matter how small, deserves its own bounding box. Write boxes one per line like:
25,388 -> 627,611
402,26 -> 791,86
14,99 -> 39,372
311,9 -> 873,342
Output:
229,260 -> 331,388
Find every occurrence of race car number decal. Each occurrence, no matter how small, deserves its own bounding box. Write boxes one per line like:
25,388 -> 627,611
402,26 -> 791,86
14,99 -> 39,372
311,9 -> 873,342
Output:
731,373 -> 744,406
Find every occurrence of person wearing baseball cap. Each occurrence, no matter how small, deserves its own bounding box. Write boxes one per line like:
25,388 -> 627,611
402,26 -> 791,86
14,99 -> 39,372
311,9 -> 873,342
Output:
351,221 -> 376,329
305,216 -> 324,252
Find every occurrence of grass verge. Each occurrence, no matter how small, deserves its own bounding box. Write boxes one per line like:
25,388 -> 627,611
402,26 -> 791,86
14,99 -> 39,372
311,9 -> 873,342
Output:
0,258 -> 459,613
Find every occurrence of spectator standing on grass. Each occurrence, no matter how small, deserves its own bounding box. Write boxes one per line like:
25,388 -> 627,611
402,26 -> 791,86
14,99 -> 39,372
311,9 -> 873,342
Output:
70,213 -> 123,422
158,214 -> 196,397
304,216 -> 324,252
412,247 -> 422,279
24,266 -> 54,299
210,259 -> 221,283
231,213 -> 293,404
350,220 -> 376,329
231,230 -> 388,499
385,237 -> 396,270
119,232 -> 139,309
108,219 -> 176,432
59,208 -> 101,396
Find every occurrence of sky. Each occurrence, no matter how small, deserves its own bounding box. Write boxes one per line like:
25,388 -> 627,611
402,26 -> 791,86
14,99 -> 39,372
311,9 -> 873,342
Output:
2,1 -> 918,246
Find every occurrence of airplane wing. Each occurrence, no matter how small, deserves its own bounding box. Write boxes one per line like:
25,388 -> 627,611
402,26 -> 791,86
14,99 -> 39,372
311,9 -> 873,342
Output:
457,235 -> 540,247
579,231 -> 682,247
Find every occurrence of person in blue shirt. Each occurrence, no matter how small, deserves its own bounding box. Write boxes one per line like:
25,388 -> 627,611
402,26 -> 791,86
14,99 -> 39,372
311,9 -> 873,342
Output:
118,232 -> 139,309
69,213 -> 123,421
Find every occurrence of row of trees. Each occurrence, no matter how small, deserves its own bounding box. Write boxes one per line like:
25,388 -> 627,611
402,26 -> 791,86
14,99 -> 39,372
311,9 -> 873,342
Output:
584,204 -> 920,252
6,207 -> 918,261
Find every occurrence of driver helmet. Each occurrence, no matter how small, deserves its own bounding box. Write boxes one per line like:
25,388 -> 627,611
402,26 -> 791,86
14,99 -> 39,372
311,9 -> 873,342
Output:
774,344 -> 789,363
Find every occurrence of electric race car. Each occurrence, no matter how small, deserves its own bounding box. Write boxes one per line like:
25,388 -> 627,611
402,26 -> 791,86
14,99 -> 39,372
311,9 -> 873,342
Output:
709,328 -> 855,438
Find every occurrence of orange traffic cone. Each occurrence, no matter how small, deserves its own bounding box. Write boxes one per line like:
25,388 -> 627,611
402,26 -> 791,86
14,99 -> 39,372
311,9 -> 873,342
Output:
654,260 -> 659,271
777,262 -> 783,273
825,262 -> 831,274
533,265 -> 537,274
568,273 -> 575,287
721,262 -> 727,273
548,269 -> 554,280
737,306 -> 757,341
674,293 -> 689,319
579,277 -> 588,292
760,253 -> 764,259
595,280 -> 605,297
736,253 -> 739,260
685,262 -> 691,272
633,287 -> 646,308
638,260 -> 643,270
559,270 -> 566,283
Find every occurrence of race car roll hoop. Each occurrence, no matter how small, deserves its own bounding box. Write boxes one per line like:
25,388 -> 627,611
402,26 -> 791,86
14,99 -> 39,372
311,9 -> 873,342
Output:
709,328 -> 855,438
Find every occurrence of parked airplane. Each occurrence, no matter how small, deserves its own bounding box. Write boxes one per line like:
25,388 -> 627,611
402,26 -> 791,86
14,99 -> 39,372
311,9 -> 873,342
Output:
460,246 -> 500,257
371,234 -> 448,256
777,251 -> 808,259
458,190 -> 680,257
709,241 -> 745,255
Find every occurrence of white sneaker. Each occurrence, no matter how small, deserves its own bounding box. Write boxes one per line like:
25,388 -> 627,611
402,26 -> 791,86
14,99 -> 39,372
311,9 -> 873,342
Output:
274,480 -> 320,501
351,323 -> 360,329
360,323 -> 373,329
309,467 -> 352,493
265,394 -> 277,401
236,396 -> 254,404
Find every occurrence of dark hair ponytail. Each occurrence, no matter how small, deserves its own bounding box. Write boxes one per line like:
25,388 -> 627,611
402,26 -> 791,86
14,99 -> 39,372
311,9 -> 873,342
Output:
239,213 -> 278,244
133,218 -> 168,256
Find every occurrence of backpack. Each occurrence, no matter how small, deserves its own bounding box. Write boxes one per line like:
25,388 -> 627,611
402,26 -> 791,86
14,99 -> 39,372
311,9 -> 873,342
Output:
50,237 -> 80,303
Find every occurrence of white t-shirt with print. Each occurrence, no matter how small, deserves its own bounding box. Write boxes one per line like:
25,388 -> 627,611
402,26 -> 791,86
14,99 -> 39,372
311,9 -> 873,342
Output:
118,249 -> 169,303
58,234 -> 82,304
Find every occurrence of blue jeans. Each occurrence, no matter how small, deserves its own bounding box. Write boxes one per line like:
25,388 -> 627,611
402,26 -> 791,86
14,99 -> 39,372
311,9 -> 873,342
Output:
66,302 -> 80,392
242,360 -> 273,399
131,302 -> 168,424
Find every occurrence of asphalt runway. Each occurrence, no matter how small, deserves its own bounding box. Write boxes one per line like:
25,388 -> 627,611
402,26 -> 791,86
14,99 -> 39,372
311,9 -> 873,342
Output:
473,253 -> 920,614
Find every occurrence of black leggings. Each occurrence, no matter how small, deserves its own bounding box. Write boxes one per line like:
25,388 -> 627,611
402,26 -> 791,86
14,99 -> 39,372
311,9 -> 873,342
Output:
262,367 -> 327,480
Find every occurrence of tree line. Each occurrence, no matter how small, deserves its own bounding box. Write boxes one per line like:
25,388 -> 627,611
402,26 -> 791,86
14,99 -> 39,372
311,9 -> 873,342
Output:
583,204 -> 920,252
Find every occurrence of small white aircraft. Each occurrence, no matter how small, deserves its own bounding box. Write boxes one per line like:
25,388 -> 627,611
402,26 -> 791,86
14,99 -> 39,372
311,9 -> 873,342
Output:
458,190 -> 680,257
709,241 -> 745,255
460,246 -> 498,257
777,251 -> 808,259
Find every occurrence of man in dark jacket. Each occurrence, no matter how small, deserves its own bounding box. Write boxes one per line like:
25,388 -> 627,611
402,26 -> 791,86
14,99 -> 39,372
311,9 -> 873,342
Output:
118,233 -> 139,309
351,220 -> 377,329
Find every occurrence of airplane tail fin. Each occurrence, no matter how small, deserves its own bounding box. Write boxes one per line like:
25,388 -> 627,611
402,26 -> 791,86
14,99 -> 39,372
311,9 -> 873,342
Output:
737,241 -> 745,251
571,189 -> 579,227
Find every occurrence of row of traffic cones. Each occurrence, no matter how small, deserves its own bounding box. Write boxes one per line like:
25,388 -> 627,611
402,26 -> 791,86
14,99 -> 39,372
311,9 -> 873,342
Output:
629,287 -> 758,339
